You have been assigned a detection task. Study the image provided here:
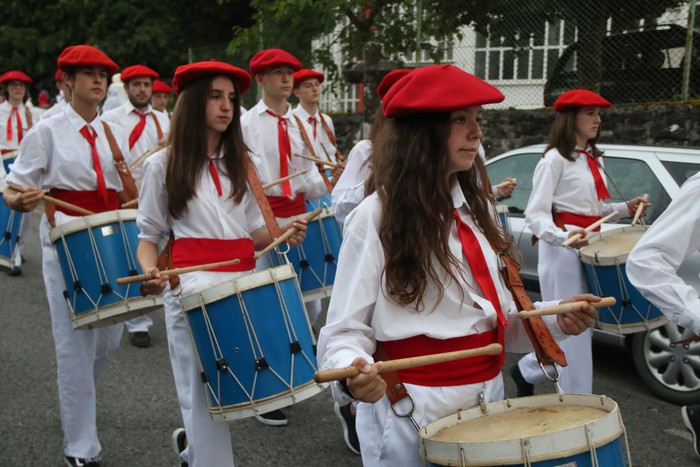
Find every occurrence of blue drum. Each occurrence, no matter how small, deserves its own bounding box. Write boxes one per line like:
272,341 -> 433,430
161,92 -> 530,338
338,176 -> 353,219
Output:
271,205 -> 342,302
496,204 -> 510,233
580,225 -> 666,334
420,394 -> 629,467
1,150 -> 23,270
179,264 -> 324,421
49,209 -> 162,330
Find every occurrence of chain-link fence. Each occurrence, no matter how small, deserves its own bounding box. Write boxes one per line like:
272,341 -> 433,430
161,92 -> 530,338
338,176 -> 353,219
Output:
320,0 -> 698,112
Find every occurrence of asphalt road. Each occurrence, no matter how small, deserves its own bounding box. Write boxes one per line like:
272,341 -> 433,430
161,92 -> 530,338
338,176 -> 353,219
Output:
1,214 -> 697,466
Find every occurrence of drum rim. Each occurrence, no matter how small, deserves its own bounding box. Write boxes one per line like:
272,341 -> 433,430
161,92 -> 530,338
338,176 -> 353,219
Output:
179,264 -> 298,312
48,209 -> 139,241
71,295 -> 163,330
420,393 -> 625,465
579,224 -> 649,266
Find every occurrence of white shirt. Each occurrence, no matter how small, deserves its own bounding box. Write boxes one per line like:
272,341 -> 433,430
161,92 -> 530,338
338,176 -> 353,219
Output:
102,102 -> 170,176
43,100 -> 67,119
318,182 -> 566,375
241,100 -> 328,200
627,172 -> 700,334
0,101 -> 42,151
331,139 -> 372,226
137,149 -> 265,295
292,105 -> 338,161
6,103 -> 129,194
525,147 -> 627,245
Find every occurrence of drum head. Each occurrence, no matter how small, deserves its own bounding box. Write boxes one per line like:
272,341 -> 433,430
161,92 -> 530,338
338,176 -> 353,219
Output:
49,209 -> 139,241
579,225 -> 649,266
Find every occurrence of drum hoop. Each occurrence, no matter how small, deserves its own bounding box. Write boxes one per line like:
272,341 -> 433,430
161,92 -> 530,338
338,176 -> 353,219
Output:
179,264 -> 298,312
495,204 -> 509,214
48,209 -> 139,241
420,394 -> 625,465
1,150 -> 18,162
579,224 -> 649,266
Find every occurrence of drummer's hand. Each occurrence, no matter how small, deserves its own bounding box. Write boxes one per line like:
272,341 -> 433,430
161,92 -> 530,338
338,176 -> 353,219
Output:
347,357 -> 386,403
556,293 -> 599,335
6,186 -> 42,212
140,267 -> 168,296
330,161 -> 346,186
496,177 -> 517,198
283,220 -> 307,247
627,196 -> 651,217
566,229 -> 589,249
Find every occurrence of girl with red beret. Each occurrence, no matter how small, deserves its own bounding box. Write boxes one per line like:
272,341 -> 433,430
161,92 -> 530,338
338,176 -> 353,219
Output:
512,89 -> 649,397
3,45 -> 130,467
317,65 -> 599,466
135,60 -> 307,467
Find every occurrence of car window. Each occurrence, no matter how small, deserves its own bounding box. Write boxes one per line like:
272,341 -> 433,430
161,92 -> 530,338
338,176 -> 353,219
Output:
487,152 -> 541,216
661,161 -> 700,186
602,157 -> 671,224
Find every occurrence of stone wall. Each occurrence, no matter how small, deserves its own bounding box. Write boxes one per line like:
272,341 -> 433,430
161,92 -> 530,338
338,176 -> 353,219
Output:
331,102 -> 700,158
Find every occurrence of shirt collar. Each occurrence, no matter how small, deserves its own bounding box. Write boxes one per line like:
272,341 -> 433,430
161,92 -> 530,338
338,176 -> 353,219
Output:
66,103 -> 101,133
294,105 -> 317,121
256,99 -> 292,118
125,101 -> 152,115
451,180 -> 469,210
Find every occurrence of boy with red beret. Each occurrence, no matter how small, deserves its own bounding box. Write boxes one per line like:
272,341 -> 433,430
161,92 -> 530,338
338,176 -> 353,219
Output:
3,45 -> 132,467
102,64 -> 170,348
151,79 -> 172,115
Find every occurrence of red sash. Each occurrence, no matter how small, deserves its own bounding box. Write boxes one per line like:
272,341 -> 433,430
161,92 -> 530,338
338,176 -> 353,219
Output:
381,329 -> 502,386
50,188 -> 120,216
267,193 -> 306,218
171,238 -> 256,272
557,211 -> 603,231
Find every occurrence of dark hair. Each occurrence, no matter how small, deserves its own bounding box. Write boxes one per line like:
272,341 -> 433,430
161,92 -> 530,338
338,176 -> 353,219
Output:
166,74 -> 248,218
370,112 -> 511,310
545,108 -> 603,160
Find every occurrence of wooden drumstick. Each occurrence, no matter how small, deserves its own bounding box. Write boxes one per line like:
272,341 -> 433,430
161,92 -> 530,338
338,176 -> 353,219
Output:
262,170 -> 308,189
129,144 -> 166,170
561,210 -> 618,247
121,198 -> 139,209
518,296 -> 617,318
313,343 -> 503,383
321,143 -> 345,163
294,153 -> 340,168
7,183 -> 95,216
116,208 -> 324,285
631,193 -> 649,226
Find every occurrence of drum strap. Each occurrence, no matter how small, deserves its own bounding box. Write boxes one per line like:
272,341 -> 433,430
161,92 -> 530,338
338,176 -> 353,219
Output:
293,115 -> 334,192
531,209 -> 567,245
245,157 -> 284,239
102,121 -> 139,204
318,113 -> 345,161
155,233 -> 181,293
373,341 -> 409,405
499,253 -> 567,367
24,106 -> 33,132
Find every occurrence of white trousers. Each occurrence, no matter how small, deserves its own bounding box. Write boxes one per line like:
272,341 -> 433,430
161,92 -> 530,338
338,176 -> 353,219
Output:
124,314 -> 153,333
517,236 -> 593,393
357,376 -> 504,467
40,215 -> 124,459
164,286 -> 235,467
11,211 -> 29,267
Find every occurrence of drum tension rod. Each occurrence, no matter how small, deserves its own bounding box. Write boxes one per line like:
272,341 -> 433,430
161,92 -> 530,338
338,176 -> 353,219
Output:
290,341 -> 302,353
73,280 -> 82,291
101,284 -> 113,294
216,358 -> 229,371
325,254 -> 335,263
255,358 -> 269,371
200,371 -> 209,384
300,260 -> 310,268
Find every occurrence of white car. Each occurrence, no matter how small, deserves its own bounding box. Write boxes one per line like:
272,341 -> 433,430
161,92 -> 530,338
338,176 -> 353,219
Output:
486,143 -> 700,404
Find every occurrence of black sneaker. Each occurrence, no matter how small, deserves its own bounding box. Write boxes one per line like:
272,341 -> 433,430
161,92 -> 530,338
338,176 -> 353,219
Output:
510,364 -> 534,397
8,265 -> 21,276
255,409 -> 288,426
171,428 -> 188,467
129,331 -> 151,348
333,402 -> 361,455
682,405 -> 700,458
64,456 -> 100,467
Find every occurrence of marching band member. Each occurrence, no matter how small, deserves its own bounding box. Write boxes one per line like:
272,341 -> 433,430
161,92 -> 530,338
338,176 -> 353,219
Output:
151,79 -> 172,117
511,89 -> 648,396
3,45 -> 130,467
44,70 -> 70,119
102,64 -> 170,348
292,69 -> 340,162
0,69 -> 42,275
317,64 -> 599,467
135,60 -> 307,467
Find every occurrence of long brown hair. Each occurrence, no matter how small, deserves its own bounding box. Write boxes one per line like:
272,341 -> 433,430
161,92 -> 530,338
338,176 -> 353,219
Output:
370,113 -> 512,310
166,74 -> 248,218
545,108 -> 603,160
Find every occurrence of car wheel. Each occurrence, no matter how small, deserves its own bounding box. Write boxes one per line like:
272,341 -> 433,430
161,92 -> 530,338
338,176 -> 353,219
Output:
631,322 -> 700,405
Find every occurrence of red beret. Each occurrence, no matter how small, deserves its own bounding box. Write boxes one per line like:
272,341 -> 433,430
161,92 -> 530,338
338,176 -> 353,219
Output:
121,65 -> 159,82
249,49 -> 302,76
553,89 -> 611,111
172,60 -> 251,95
152,80 -> 172,94
57,45 -> 119,75
55,69 -> 63,82
293,69 -> 324,87
382,64 -> 504,118
0,70 -> 33,84
377,69 -> 411,99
